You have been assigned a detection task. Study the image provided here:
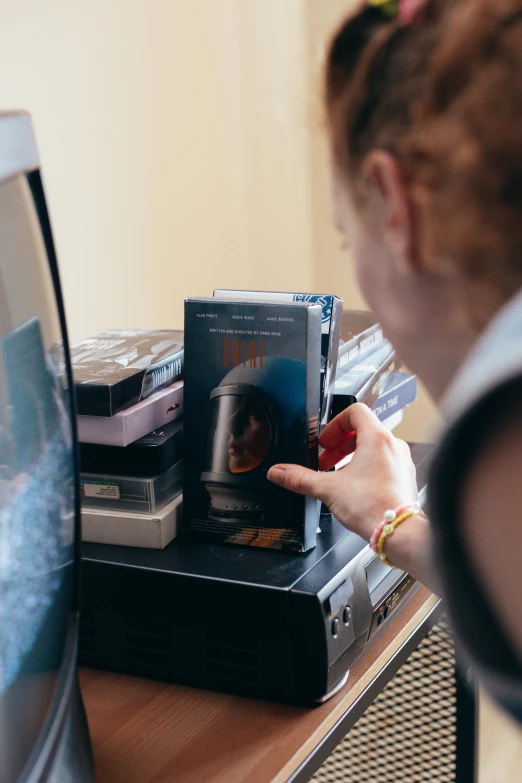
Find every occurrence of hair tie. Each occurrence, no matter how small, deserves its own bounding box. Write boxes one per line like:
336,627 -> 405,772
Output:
368,0 -> 427,26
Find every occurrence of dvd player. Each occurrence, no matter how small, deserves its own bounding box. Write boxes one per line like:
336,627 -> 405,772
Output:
79,443 -> 434,705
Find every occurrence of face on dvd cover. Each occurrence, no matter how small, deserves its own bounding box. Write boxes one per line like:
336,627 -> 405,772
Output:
183,298 -> 322,552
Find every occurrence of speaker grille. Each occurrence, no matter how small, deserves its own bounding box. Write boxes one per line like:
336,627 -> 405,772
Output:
312,619 -> 458,783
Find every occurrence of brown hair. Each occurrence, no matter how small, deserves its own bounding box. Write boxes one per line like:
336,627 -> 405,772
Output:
325,0 -> 522,317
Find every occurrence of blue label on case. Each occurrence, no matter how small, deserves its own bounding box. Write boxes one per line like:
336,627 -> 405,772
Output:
293,294 -> 333,324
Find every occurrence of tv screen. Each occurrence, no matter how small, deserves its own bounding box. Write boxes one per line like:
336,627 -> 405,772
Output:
0,114 -> 92,782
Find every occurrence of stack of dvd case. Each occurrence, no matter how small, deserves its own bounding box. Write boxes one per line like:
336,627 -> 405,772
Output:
332,311 -> 418,429
71,330 -> 185,548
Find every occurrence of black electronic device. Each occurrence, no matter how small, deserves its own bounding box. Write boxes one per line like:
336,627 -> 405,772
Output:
79,445 -> 434,705
0,113 -> 93,781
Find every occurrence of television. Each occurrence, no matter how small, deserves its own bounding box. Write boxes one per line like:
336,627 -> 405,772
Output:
0,113 -> 94,782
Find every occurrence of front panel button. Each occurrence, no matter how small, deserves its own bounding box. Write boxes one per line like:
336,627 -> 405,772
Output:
331,618 -> 340,638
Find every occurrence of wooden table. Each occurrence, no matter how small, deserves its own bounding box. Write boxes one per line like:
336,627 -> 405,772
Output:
80,586 -> 442,783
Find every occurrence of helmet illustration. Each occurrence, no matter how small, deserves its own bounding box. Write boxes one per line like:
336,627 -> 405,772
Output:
200,356 -> 306,526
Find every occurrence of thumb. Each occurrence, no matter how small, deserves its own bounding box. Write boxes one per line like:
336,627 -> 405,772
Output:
267,463 -> 330,502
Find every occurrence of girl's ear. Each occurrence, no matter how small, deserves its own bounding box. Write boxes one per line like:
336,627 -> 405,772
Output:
363,150 -> 419,273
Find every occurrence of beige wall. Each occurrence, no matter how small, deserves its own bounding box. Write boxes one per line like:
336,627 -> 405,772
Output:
0,0 -> 318,344
0,0 -> 437,438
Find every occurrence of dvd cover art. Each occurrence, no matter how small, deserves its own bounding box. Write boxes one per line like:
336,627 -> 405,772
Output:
213,290 -> 343,425
183,298 -> 322,552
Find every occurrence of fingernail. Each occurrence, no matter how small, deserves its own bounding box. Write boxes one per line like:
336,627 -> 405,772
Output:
268,466 -> 286,485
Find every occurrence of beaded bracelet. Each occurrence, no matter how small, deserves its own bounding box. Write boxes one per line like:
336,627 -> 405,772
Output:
369,504 -> 411,553
370,503 -> 427,568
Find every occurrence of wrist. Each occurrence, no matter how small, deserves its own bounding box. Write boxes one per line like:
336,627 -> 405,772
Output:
352,493 -> 418,541
369,503 -> 419,554
383,513 -> 431,577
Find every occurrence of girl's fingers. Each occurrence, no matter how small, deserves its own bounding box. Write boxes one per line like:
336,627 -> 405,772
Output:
267,463 -> 332,501
318,431 -> 356,471
319,402 -> 381,450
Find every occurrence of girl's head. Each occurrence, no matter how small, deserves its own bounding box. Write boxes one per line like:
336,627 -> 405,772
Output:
326,0 -> 522,394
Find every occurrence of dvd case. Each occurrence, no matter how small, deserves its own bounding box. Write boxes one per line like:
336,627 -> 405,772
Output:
184,298 -> 322,552
331,341 -> 398,419
71,329 -> 184,416
81,460 -> 183,513
81,491 -> 183,549
79,419 -> 183,477
214,290 -> 342,425
337,311 -> 384,371
77,380 -> 183,447
371,371 -> 418,422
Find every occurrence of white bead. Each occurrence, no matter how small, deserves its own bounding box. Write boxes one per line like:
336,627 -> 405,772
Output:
383,510 -> 396,522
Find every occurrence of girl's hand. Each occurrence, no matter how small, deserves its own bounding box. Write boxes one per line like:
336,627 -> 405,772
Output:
268,404 -> 434,583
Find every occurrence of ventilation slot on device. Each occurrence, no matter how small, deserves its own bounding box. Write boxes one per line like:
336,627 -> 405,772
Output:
124,615 -> 176,671
206,631 -> 259,683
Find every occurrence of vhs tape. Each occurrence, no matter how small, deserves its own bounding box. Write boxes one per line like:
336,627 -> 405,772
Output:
371,371 -> 418,422
337,311 -> 384,371
81,491 -> 183,549
71,329 -> 184,416
79,419 -> 183,477
77,380 -> 183,447
332,341 -> 398,419
81,460 -> 183,513
183,298 -> 322,552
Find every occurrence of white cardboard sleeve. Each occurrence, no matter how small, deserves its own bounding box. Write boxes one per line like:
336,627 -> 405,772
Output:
77,380 -> 183,446
81,491 -> 183,548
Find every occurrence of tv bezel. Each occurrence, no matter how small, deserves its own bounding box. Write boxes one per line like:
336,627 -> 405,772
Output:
0,111 -> 91,783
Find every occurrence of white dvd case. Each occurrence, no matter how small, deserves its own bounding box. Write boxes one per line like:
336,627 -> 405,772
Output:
77,380 -> 183,446
81,491 -> 183,549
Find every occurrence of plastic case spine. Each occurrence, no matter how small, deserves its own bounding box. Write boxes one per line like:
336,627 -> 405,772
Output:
371,372 -> 418,422
304,304 -> 322,551
337,322 -> 384,371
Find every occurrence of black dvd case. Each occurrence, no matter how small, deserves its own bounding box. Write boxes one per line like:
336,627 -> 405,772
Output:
183,298 -> 322,552
79,419 -> 183,477
71,329 -> 184,416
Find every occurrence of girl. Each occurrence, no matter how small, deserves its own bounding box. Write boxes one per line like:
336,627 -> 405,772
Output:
268,0 -> 522,723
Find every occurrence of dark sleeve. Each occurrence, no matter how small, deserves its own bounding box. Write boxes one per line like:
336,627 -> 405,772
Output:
428,377 -> 522,683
